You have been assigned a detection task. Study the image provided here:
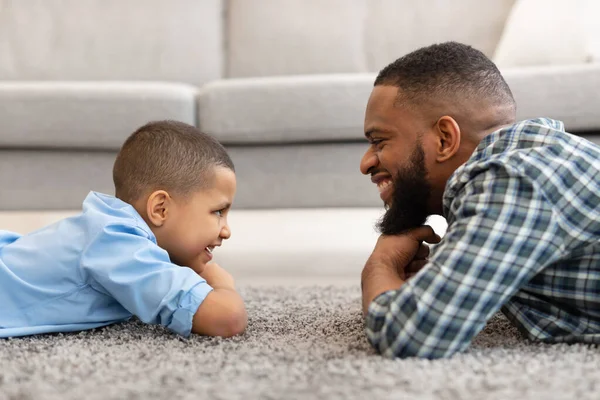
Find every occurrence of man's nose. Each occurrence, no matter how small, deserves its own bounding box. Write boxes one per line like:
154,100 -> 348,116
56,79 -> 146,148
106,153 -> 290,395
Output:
360,148 -> 378,175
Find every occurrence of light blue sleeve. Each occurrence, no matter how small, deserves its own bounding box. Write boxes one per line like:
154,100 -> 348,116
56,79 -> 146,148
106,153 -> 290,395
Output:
0,230 -> 22,249
80,223 -> 213,337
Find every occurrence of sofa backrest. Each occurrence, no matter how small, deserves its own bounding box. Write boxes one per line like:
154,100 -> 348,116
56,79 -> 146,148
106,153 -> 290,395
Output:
0,0 -> 516,83
0,0 -> 223,86
224,0 -> 515,77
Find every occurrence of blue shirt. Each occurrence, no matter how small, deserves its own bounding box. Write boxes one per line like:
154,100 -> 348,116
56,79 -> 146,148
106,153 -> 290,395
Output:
0,192 -> 213,338
366,118 -> 600,359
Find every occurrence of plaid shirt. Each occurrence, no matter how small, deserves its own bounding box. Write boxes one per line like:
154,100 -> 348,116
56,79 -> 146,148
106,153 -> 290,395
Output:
366,118 -> 600,359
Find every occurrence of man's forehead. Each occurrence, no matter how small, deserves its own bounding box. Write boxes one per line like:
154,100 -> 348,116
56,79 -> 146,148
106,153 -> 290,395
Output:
365,86 -> 402,134
368,85 -> 400,107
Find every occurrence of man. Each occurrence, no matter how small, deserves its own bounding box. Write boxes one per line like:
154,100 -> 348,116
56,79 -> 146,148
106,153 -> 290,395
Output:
360,41 -> 600,359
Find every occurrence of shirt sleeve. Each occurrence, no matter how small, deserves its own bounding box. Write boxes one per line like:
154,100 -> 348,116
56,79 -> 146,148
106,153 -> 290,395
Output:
0,230 -> 22,248
80,222 -> 213,337
365,163 -> 564,359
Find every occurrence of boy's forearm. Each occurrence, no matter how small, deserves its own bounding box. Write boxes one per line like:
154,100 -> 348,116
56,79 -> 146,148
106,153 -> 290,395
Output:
192,287 -> 247,338
199,263 -> 236,290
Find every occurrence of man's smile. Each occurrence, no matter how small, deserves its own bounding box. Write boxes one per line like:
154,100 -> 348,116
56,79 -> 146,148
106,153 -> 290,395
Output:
371,173 -> 393,203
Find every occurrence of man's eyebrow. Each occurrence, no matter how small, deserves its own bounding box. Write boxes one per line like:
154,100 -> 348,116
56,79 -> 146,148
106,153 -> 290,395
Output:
365,128 -> 390,139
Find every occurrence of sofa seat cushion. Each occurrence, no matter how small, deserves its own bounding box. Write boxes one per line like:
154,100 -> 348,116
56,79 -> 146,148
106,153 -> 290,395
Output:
199,66 -> 600,145
504,64 -> 600,132
0,82 -> 197,150
198,74 -> 375,144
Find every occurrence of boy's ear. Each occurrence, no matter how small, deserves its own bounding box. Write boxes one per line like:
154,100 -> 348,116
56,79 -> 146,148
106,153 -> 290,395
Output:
434,116 -> 461,163
146,190 -> 171,227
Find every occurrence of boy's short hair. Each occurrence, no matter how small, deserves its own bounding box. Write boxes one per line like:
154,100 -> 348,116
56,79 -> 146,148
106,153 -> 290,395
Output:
113,120 -> 234,204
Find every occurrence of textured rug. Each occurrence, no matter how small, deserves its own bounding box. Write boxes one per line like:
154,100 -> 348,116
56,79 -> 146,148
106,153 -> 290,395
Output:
1,285 -> 598,400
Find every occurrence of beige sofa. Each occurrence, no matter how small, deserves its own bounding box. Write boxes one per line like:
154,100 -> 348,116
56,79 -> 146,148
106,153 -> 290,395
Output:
1,0 -> 598,281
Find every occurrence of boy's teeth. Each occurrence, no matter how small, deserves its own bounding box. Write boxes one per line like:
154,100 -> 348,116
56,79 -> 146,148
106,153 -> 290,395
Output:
206,247 -> 213,253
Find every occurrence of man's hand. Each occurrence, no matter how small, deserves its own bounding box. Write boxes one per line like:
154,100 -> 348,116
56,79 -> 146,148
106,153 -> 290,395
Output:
404,241 -> 433,280
361,225 -> 441,315
368,226 -> 441,273
199,262 -> 236,290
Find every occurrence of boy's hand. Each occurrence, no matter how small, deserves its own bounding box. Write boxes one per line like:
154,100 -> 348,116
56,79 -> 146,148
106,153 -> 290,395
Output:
200,262 -> 235,290
192,263 -> 246,337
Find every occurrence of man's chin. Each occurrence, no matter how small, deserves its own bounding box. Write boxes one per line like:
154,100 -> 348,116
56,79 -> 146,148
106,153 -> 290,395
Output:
382,195 -> 393,209
376,204 -> 430,235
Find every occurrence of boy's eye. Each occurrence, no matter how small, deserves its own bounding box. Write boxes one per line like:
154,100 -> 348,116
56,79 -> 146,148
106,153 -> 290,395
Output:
214,210 -> 223,217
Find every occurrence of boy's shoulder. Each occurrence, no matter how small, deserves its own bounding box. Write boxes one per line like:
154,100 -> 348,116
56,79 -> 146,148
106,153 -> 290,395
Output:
79,191 -> 153,239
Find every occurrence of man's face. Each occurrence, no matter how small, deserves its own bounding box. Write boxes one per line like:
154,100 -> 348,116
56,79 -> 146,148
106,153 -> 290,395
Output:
360,85 -> 433,234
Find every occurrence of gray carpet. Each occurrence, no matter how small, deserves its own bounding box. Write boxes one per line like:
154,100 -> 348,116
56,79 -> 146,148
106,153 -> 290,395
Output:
1,285 -> 599,400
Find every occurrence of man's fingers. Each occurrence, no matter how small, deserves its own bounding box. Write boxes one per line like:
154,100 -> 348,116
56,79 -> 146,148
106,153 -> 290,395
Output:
405,259 -> 428,274
408,225 -> 442,244
414,243 -> 430,260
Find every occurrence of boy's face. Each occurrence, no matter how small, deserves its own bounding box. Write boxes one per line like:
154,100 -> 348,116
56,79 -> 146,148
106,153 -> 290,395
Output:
156,167 -> 237,269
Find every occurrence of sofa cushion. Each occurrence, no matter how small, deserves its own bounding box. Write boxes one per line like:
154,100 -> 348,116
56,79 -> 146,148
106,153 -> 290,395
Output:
0,142 -> 381,210
226,0 -> 368,78
198,74 -> 374,144
227,142 -> 380,209
365,0 -> 515,70
0,0 -> 223,86
0,82 -> 197,150
504,64 -> 600,132
0,149 -> 115,211
493,0 -> 600,68
200,65 -> 600,145
226,0 -> 515,78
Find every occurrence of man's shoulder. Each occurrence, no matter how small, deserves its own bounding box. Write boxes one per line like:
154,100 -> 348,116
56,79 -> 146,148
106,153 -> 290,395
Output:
443,118 -> 600,214
443,120 -> 563,205
480,118 -> 567,153
483,118 -> 600,155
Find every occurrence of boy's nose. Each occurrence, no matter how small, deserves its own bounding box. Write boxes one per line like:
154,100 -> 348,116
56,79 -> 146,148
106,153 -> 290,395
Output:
220,224 -> 231,240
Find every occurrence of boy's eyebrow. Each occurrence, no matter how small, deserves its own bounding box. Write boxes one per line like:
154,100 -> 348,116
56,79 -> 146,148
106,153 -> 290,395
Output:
216,202 -> 232,210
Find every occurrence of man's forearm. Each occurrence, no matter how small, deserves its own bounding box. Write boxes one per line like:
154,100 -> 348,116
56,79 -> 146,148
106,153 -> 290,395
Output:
361,260 -> 405,315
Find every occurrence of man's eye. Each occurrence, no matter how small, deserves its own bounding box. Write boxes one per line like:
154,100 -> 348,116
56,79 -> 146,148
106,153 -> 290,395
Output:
214,210 -> 223,217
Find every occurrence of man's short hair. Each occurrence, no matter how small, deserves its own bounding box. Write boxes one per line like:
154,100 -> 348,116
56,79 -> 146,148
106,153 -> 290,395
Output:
113,120 -> 234,203
375,41 -> 516,117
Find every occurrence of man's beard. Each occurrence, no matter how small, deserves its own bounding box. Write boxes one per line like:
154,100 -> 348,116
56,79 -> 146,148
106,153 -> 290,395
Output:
376,142 -> 432,235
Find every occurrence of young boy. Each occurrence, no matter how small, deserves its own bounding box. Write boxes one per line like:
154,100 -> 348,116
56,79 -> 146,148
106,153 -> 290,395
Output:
0,120 -> 247,339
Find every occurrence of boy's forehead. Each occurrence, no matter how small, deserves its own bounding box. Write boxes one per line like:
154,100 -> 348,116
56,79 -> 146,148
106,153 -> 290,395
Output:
201,167 -> 236,200
212,167 -> 236,186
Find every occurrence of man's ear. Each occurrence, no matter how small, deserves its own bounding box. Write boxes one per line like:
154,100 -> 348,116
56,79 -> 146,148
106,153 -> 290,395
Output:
146,190 -> 171,227
434,116 -> 461,163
